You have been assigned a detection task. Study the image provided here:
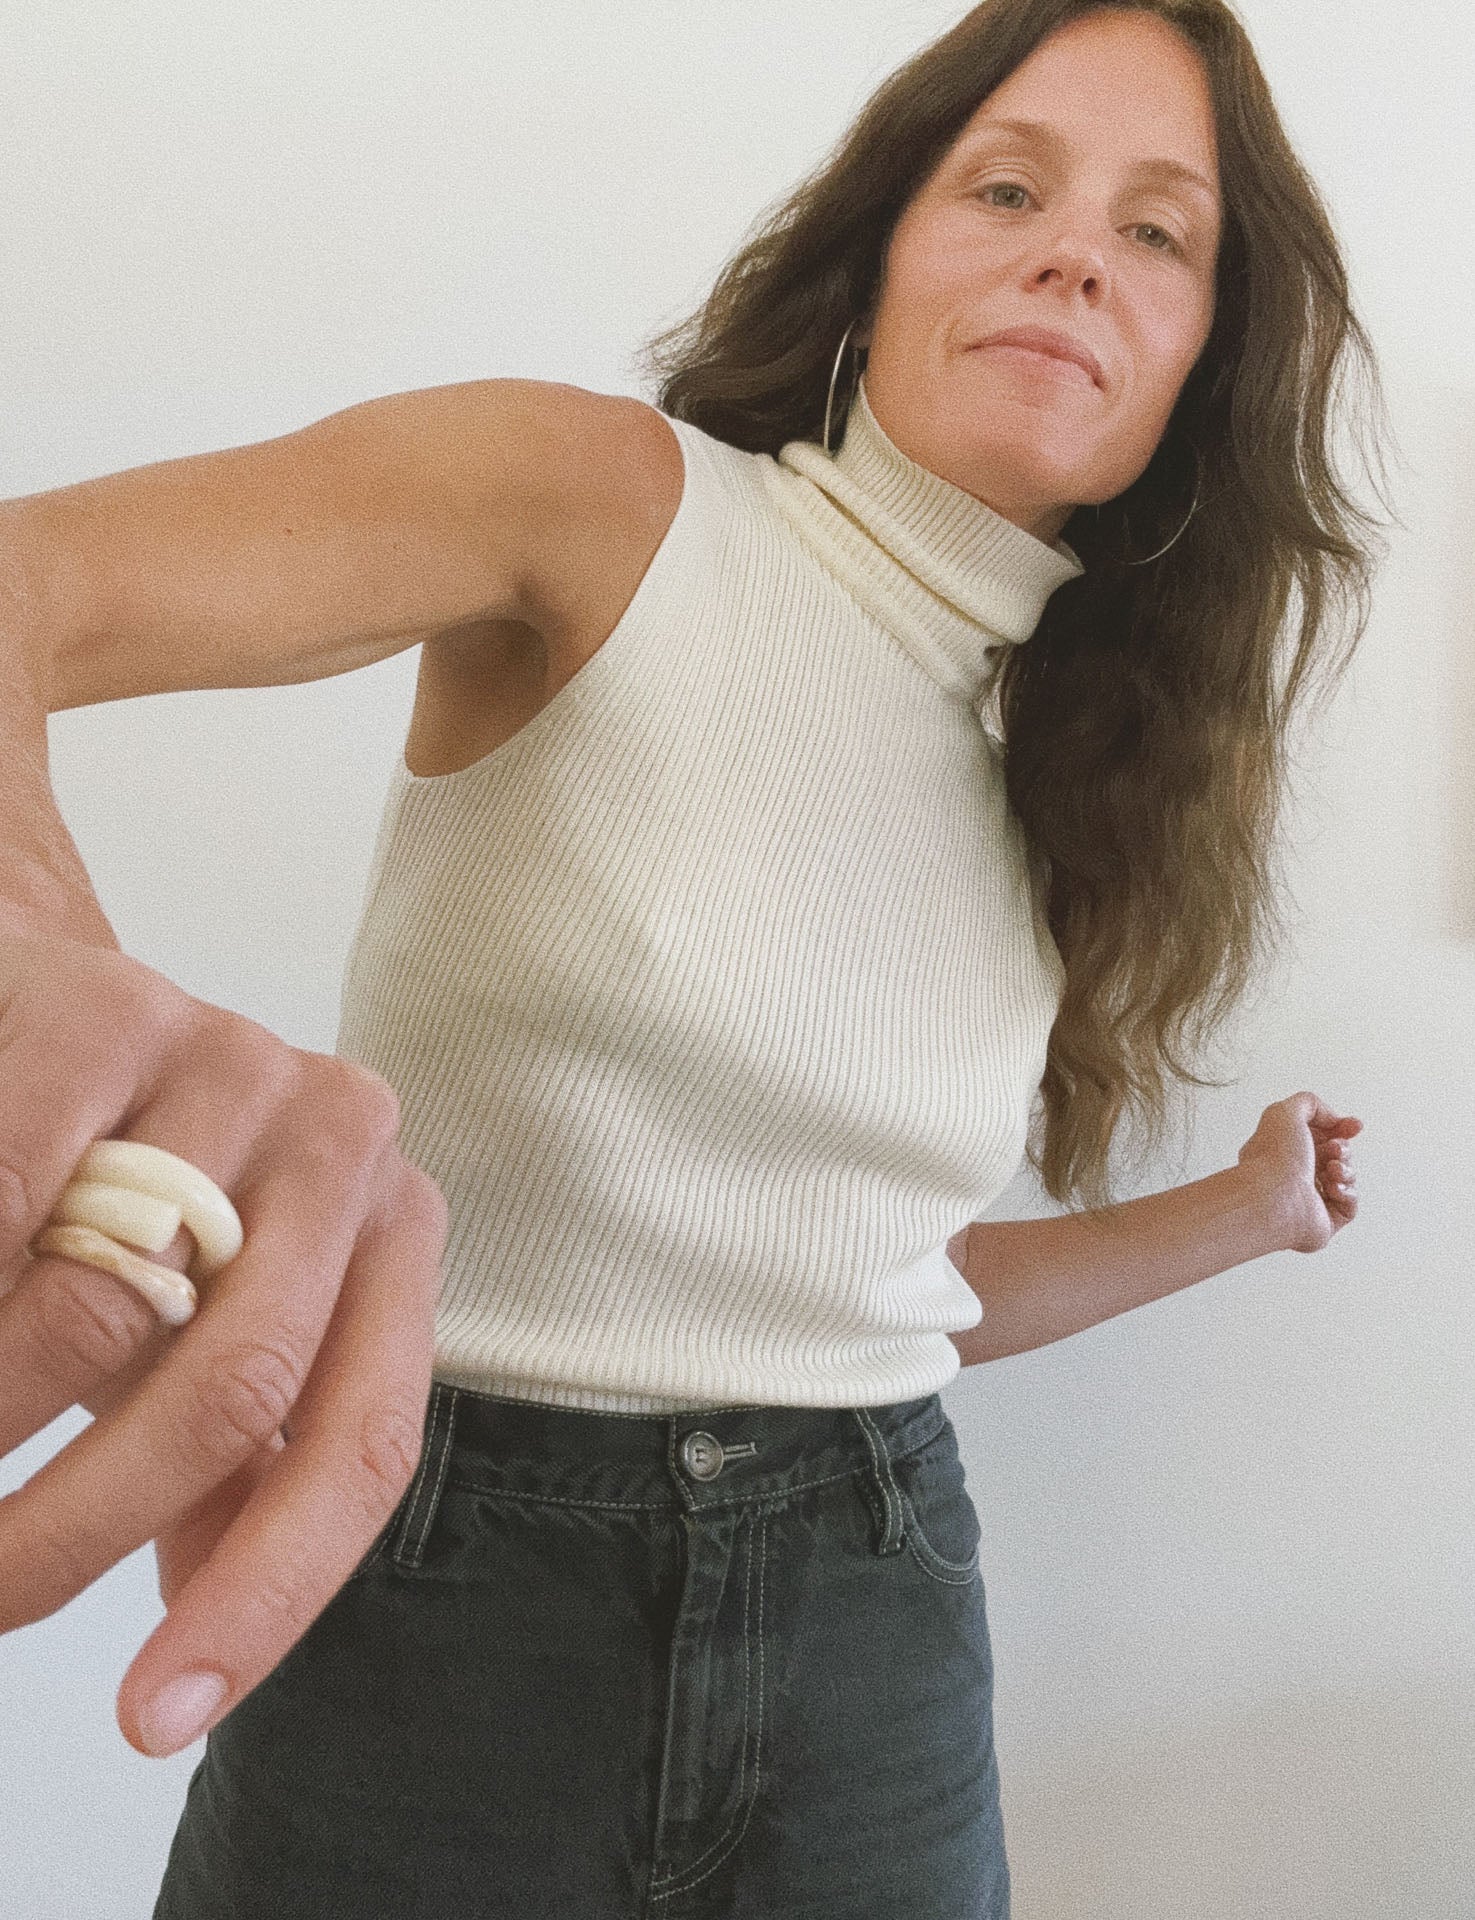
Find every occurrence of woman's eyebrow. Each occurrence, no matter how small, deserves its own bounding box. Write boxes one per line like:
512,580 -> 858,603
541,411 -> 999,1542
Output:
957,115 -> 1220,209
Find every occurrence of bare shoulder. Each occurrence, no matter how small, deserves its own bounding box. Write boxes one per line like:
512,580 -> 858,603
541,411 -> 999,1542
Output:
487,380 -> 687,648
354,376 -> 686,646
394,382 -> 690,777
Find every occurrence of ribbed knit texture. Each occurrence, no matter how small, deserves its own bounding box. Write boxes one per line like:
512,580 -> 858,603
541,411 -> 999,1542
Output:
333,376 -> 1084,1411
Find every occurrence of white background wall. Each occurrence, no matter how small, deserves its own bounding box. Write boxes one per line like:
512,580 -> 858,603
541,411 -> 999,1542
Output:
1,2 -> 1468,1914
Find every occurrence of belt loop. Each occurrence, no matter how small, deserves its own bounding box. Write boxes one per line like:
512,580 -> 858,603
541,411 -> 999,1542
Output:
390,1380 -> 461,1570
852,1405 -> 906,1556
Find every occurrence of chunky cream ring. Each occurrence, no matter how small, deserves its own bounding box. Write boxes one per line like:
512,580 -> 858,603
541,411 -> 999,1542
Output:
28,1140 -> 244,1328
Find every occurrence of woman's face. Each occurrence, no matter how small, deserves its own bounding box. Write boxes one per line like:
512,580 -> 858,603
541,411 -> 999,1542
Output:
856,7 -> 1223,546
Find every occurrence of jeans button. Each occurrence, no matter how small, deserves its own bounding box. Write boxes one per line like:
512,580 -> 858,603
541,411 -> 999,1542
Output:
681,1431 -> 725,1480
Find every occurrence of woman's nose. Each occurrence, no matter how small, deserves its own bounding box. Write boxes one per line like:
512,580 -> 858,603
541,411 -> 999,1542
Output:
1031,234 -> 1109,299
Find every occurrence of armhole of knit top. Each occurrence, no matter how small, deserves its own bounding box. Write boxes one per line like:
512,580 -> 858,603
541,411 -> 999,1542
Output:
394,405 -> 716,793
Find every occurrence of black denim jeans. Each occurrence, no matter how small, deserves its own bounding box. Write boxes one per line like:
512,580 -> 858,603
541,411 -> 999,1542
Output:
153,1379 -> 1009,1918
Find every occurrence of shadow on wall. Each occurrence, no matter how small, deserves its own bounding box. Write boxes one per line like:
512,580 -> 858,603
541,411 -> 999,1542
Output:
1002,1671 -> 1474,1919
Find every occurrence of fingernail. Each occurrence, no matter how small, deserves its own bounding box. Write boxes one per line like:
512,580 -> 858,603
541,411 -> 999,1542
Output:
137,1670 -> 229,1757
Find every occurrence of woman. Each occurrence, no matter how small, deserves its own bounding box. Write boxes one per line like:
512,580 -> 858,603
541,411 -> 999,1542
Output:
12,1 -> 1383,1915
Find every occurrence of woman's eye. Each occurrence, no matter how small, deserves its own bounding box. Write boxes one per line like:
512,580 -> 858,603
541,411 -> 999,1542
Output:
1135,223 -> 1181,255
976,182 -> 1184,258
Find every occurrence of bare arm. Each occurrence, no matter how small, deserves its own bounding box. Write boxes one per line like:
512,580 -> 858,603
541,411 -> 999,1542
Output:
946,1094 -> 1362,1363
946,1166 -> 1288,1363
10,376 -> 663,712
0,373 -> 667,939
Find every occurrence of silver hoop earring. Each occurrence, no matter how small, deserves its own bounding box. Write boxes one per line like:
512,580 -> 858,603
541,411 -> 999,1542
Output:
822,318 -> 863,455
1093,454 -> 1204,566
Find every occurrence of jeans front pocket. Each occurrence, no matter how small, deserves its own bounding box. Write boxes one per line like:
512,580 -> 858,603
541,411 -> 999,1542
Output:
891,1421 -> 983,1586
345,1379 -> 461,1584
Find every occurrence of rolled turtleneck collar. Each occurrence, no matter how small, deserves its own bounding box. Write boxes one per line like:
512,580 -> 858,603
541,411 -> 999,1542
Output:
764,373 -> 1085,712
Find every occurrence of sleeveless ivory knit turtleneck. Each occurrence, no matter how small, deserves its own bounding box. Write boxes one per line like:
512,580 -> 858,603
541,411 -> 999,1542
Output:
333,376 -> 1085,1411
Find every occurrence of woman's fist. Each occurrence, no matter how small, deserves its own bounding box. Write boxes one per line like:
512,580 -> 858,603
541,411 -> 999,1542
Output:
1237,1091 -> 1362,1254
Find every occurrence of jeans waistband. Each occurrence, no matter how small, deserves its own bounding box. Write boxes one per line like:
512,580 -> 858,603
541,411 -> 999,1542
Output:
437,1381 -> 947,1512
377,1379 -> 949,1570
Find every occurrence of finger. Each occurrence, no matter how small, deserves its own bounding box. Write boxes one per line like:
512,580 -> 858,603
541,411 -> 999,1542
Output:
0,1068 -> 394,1634
1307,1110 -> 1363,1140
154,1430 -> 287,1613
114,1161 -> 445,1757
0,1246 -> 175,1455
0,1000 -> 278,1447
1316,1156 -> 1357,1213
0,952 -> 169,1282
1317,1153 -> 1355,1191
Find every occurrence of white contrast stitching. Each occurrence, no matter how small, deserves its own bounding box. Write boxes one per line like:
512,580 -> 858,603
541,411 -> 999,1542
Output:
403,1383 -> 459,1566
647,1506 -> 769,1899
853,1405 -> 904,1549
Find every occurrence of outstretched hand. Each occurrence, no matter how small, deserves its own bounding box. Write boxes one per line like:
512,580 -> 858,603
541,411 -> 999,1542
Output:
1237,1091 -> 1362,1253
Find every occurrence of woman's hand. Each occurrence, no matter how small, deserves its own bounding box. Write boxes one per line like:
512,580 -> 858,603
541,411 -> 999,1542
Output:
1236,1091 -> 1362,1254
0,913 -> 450,1758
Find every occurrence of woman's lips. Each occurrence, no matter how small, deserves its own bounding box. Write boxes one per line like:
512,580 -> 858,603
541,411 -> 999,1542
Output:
977,340 -> 1099,386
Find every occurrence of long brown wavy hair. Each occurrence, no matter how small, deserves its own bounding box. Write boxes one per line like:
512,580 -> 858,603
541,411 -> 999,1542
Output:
633,0 -> 1397,1214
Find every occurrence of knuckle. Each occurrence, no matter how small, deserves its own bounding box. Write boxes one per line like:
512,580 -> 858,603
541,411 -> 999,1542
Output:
355,1401 -> 425,1509
182,1004 -> 294,1092
183,1340 -> 309,1462
290,1059 -> 401,1165
330,1059 -> 402,1136
404,1166 -> 450,1235
249,1560 -> 312,1625
34,1263 -> 156,1378
81,954 -> 195,1060
113,956 -> 190,1030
